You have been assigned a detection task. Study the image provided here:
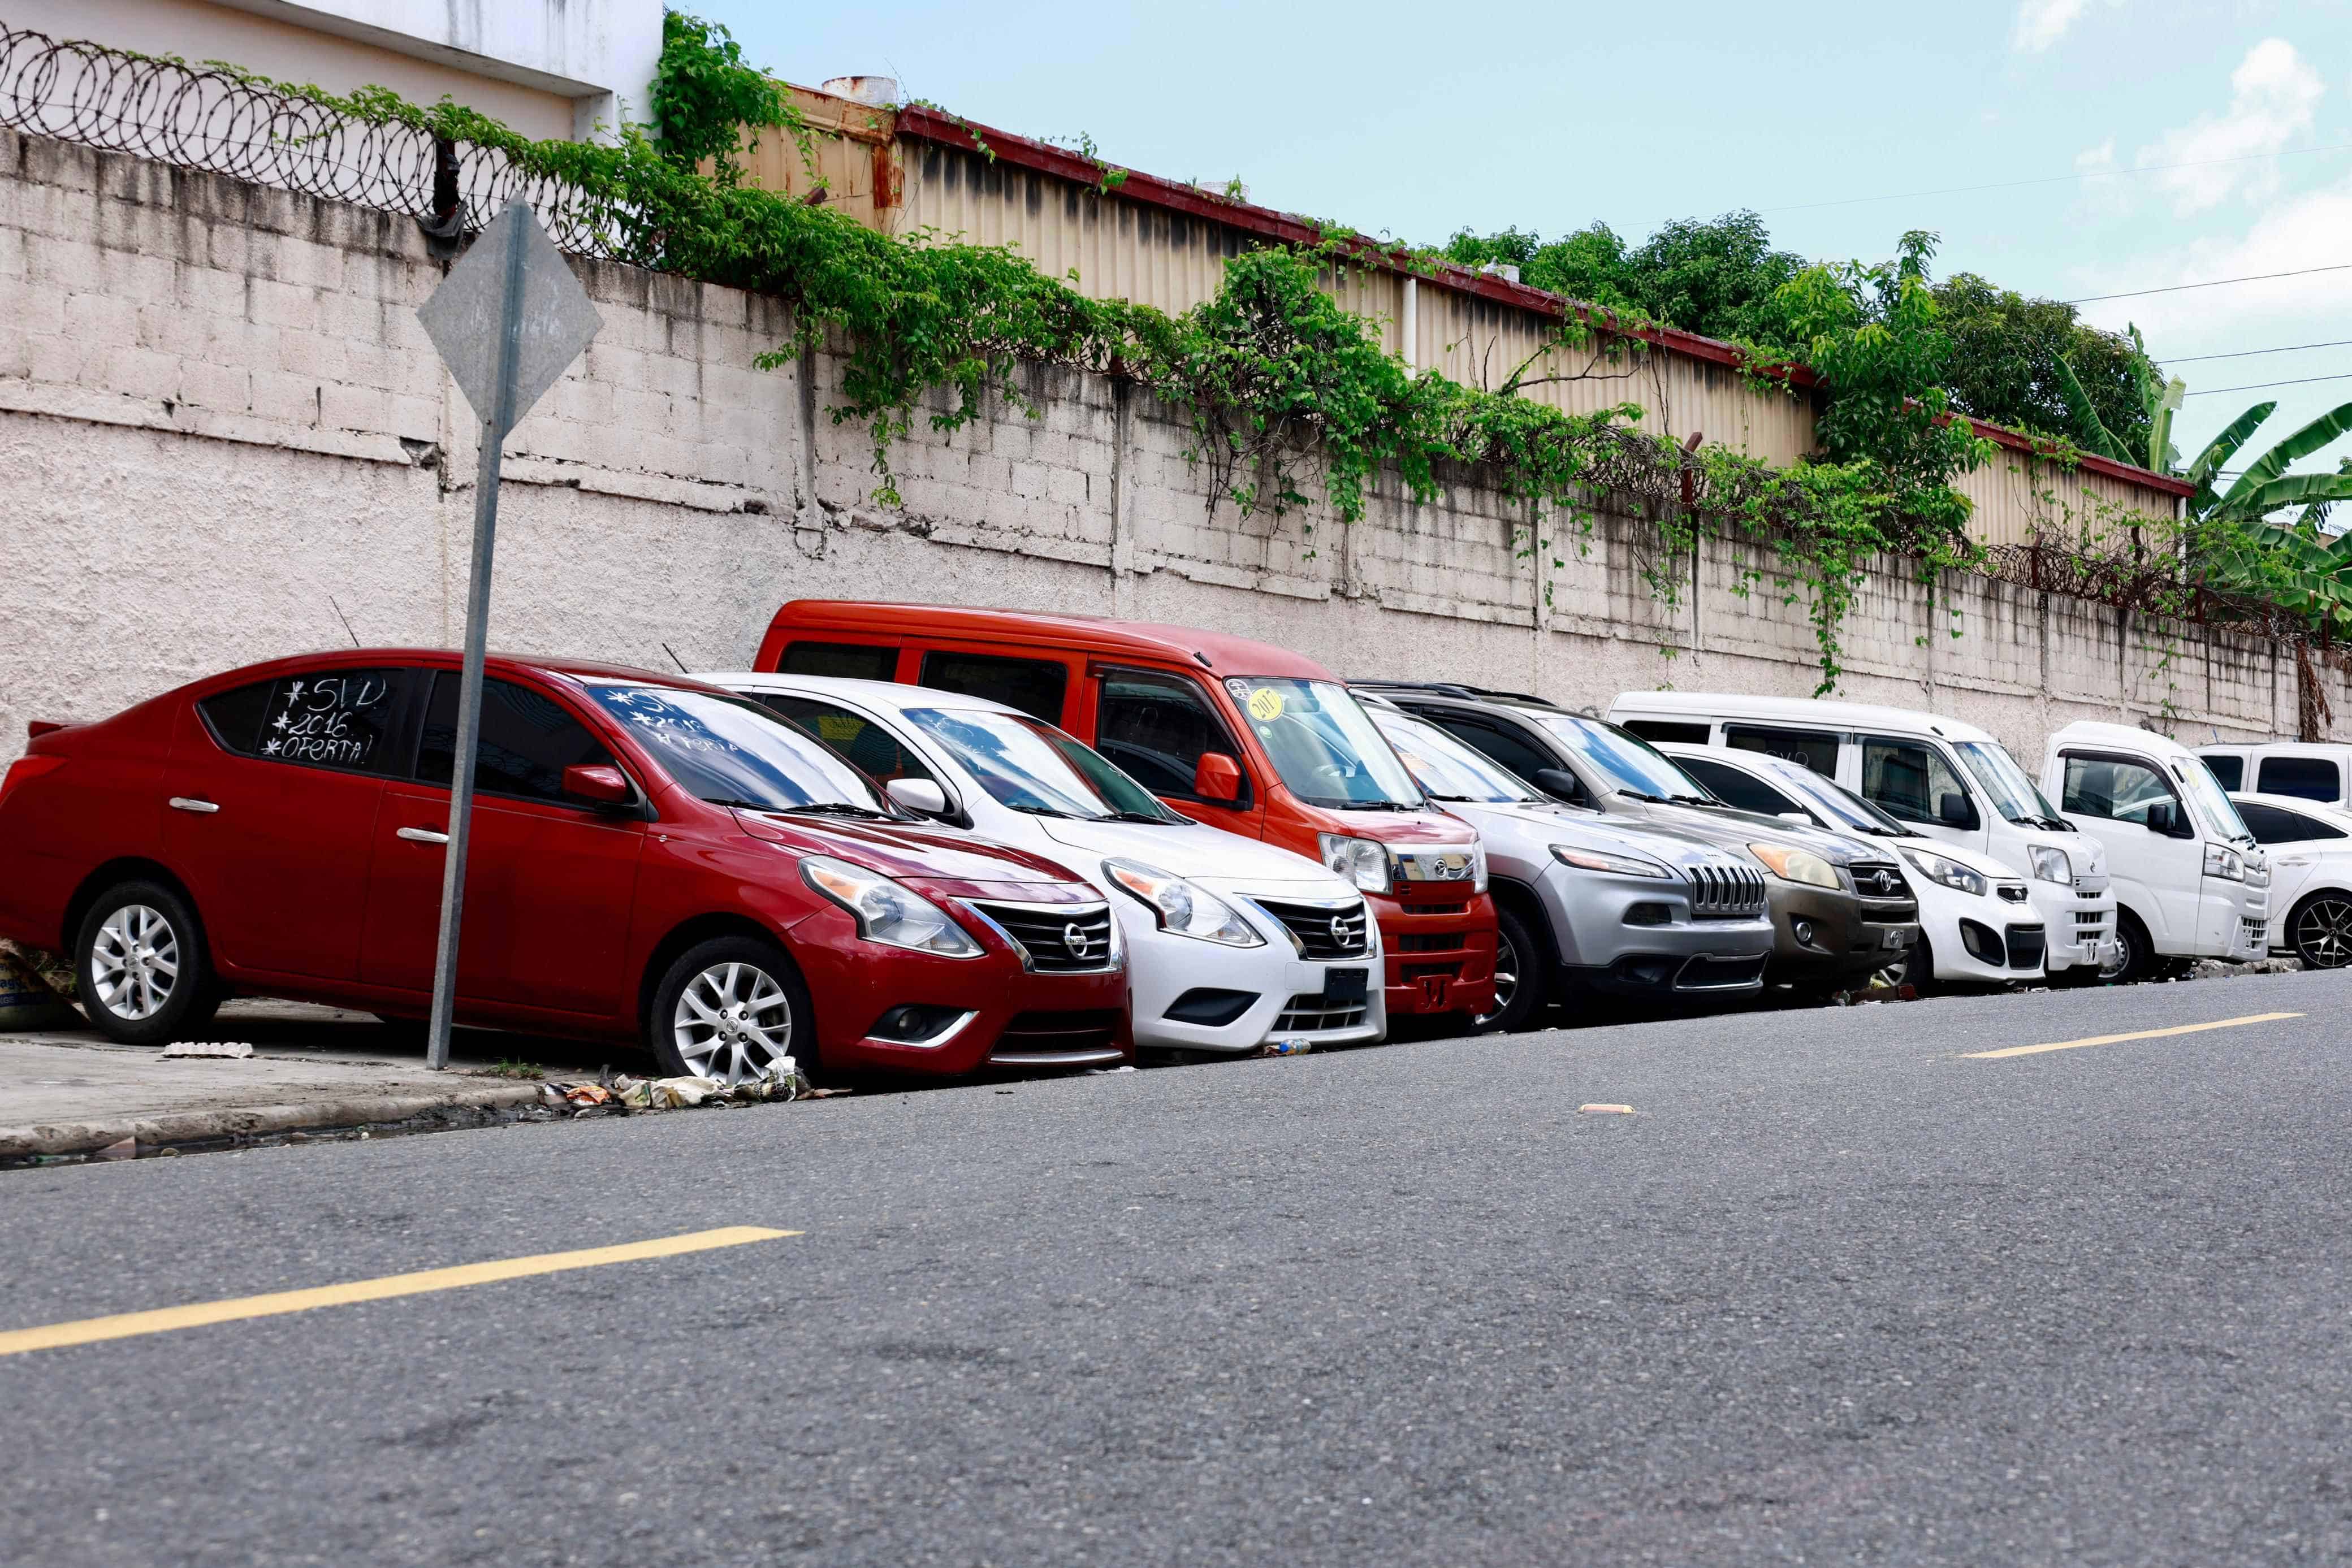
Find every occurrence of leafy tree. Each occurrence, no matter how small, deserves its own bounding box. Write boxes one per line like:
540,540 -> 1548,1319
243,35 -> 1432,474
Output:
1932,274 -> 2150,456
647,10 -> 798,177
1440,212 -> 1802,343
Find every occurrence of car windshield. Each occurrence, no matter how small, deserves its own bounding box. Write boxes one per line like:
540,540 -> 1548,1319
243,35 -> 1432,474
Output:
903,707 -> 1183,822
1954,740 -> 2065,826
2176,755 -> 2255,843
1373,711 -> 1542,803
1226,678 -> 1424,809
1783,768 -> 1912,837
588,683 -> 898,815
1534,713 -> 1714,802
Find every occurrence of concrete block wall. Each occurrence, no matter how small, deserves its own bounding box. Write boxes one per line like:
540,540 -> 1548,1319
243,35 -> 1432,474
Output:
0,129 -> 2334,777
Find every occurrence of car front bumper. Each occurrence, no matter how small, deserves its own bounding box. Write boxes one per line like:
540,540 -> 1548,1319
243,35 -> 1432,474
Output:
1532,861 -> 1774,998
1369,887 -> 1498,1019
1763,884 -> 1916,985
1120,887 -> 1387,1053
2030,880 -> 2120,974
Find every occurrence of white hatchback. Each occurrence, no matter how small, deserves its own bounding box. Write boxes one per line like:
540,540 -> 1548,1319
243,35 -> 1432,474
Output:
704,673 -> 1387,1054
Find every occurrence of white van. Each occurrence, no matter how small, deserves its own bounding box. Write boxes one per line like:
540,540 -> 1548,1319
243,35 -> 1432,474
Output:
2197,741 -> 2352,809
1604,692 -> 2121,980
2042,721 -> 2270,977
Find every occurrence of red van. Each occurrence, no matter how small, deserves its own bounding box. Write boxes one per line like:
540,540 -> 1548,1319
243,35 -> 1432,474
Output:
0,652 -> 1130,1078
754,603 -> 1498,1026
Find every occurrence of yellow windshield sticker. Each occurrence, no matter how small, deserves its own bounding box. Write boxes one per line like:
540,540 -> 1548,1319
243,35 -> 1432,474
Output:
1246,687 -> 1285,722
816,715 -> 862,744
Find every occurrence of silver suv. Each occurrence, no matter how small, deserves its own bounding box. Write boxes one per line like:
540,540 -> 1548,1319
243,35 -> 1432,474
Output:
1367,702 -> 1774,1032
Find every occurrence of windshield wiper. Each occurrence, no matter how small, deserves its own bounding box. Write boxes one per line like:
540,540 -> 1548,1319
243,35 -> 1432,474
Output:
1004,802 -> 1076,818
705,796 -> 784,812
782,802 -> 895,820
1616,790 -> 1673,805
1102,809 -> 1178,824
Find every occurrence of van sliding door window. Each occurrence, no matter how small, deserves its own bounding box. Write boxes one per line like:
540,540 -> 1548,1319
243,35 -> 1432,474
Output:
1861,737 -> 1972,826
918,651 -> 1069,725
2202,753 -> 2245,791
779,642 -> 900,682
1726,725 -> 1840,776
2256,755 -> 2341,802
1621,719 -> 1710,745
1094,668 -> 1247,804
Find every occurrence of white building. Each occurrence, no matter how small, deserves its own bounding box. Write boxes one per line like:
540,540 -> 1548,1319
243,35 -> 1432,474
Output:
7,0 -> 665,141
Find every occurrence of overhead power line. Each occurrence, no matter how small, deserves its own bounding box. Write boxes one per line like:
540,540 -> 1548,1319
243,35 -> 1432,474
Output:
1760,138 -> 2352,215
2182,371 -> 2352,397
2065,263 -> 2352,305
2165,338 -> 2352,363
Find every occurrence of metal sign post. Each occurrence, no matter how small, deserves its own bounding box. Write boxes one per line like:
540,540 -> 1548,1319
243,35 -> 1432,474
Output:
415,203 -> 602,1069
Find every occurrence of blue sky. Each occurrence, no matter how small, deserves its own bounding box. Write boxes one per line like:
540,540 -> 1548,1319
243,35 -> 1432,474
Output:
707,0 -> 2352,478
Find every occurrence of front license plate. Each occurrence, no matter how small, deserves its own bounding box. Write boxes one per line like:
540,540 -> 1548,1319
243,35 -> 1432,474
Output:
1881,928 -> 1912,950
1324,967 -> 1369,1003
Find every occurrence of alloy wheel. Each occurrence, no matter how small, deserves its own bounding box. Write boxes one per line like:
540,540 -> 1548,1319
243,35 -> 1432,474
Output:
671,960 -> 793,1084
88,903 -> 179,1021
1476,928 -> 1522,1029
2294,895 -> 2352,969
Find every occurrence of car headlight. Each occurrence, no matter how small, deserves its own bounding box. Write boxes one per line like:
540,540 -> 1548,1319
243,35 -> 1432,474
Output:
1469,839 -> 1489,894
1748,842 -> 1841,890
2203,842 -> 2244,881
1899,843 -> 1987,896
2244,856 -> 2269,889
1318,833 -> 1392,894
2028,846 -> 2072,886
1551,843 -> 1672,879
1102,859 -> 1265,947
801,855 -> 983,958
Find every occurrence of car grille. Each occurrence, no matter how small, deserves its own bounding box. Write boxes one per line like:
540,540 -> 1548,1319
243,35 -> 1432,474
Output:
1848,861 -> 1913,901
1252,898 -> 1372,959
2241,916 -> 2268,946
1676,952 -> 1768,990
2005,924 -> 2047,970
1997,882 -> 2030,903
1394,932 -> 1464,953
1404,902 -> 1468,915
1687,863 -> 1767,919
1273,994 -> 1370,1032
988,1009 -> 1125,1065
1401,961 -> 1462,982
965,901 -> 1117,972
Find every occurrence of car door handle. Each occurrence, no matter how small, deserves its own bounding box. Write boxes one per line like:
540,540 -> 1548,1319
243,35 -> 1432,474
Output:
168,796 -> 220,814
396,826 -> 450,845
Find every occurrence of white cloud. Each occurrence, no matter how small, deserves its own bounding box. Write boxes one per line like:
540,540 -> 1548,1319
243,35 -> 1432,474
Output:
2012,0 -> 2122,53
2137,38 -> 2324,214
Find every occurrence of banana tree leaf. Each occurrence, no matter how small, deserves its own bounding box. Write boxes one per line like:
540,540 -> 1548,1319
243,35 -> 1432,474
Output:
2218,401 -> 2352,510
2185,401 -> 2278,488
2225,472 -> 2352,518
2052,352 -> 2132,465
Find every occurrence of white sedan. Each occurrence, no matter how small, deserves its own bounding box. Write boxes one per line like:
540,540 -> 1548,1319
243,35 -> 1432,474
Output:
706,672 -> 1387,1054
2229,791 -> 2352,968
1659,743 -> 2048,987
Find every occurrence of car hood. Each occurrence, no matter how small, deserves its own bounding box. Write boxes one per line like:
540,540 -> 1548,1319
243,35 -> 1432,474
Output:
1304,803 -> 1479,848
1035,816 -> 1343,889
1443,800 -> 1739,872
730,808 -> 1089,894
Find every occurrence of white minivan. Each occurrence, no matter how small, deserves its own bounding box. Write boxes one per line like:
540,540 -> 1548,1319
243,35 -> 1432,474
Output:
2197,741 -> 2352,809
1605,692 -> 2122,981
2042,721 -> 2271,978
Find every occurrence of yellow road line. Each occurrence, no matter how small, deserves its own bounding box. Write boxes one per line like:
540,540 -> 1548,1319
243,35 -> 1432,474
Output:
0,1225 -> 797,1358
1964,1010 -> 2303,1060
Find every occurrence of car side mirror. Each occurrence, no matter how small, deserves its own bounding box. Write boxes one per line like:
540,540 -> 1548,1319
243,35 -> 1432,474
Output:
1532,768 -> 1584,804
2142,800 -> 2177,835
1938,791 -> 1974,828
1193,752 -> 1243,804
563,764 -> 634,807
885,777 -> 950,817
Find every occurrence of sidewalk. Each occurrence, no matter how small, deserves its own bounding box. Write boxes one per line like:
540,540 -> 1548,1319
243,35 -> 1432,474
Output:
1,1000 -> 632,1163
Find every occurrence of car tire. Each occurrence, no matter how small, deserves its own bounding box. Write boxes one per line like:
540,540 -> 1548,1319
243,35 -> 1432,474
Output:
1473,904 -> 1548,1034
74,880 -> 222,1046
648,935 -> 814,1084
2288,891 -> 2352,969
2113,909 -> 2158,984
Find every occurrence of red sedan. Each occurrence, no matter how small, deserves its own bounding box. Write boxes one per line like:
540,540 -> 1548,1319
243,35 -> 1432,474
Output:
0,652 -> 1131,1078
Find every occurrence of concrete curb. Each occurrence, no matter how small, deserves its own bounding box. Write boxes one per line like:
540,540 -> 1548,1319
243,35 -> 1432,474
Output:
0,1082 -> 553,1160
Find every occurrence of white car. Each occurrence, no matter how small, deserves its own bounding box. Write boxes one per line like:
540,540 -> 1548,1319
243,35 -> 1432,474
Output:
2229,791 -> 2352,968
704,673 -> 1387,1054
1660,743 -> 2047,987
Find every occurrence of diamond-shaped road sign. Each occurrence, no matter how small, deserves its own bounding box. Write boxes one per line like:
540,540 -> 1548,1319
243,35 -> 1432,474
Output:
418,202 -> 602,437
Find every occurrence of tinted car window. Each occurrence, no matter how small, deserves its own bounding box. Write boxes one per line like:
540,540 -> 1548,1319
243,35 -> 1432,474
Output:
2234,800 -> 2345,844
2203,753 -> 2245,791
200,669 -> 408,776
1678,755 -> 1805,818
758,695 -> 940,786
2060,753 -> 2177,826
779,642 -> 900,681
1727,725 -> 1840,776
919,651 -> 1068,723
590,683 -> 896,815
419,674 -> 614,804
1426,713 -> 1562,787
1620,719 -> 1710,744
1096,668 -> 1246,803
1862,737 -> 1973,826
2256,755 -> 2341,802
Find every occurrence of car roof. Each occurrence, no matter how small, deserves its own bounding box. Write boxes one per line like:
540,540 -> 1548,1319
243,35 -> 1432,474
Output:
699,670 -> 1026,720
179,648 -> 724,695
2051,720 -> 2199,759
771,600 -> 1336,681
1605,688 -> 2000,745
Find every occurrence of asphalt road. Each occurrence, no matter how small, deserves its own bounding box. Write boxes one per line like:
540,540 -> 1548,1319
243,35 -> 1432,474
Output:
3,972 -> 2349,1567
